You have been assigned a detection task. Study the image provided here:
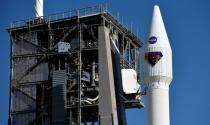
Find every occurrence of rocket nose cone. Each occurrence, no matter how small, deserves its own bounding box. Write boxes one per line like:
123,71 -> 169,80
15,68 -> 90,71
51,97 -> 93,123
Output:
154,5 -> 160,12
143,5 -> 173,83
146,5 -> 171,49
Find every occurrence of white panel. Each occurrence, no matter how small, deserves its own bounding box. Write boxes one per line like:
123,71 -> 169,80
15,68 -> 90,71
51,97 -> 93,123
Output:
121,69 -> 140,94
58,42 -> 71,53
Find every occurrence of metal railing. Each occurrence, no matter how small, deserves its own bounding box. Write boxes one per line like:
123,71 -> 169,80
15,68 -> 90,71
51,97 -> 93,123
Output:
9,4 -> 107,29
9,4 -> 141,44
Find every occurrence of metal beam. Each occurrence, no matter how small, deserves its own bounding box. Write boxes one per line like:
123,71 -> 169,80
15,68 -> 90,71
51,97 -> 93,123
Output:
82,24 -> 98,42
15,35 -> 46,52
11,55 -> 47,87
110,38 -> 127,125
98,26 -> 118,125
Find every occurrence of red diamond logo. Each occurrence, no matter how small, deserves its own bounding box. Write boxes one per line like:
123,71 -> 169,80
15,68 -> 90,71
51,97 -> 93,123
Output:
145,52 -> 163,66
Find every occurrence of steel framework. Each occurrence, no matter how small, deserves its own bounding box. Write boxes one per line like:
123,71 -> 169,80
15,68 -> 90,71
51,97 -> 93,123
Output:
8,5 -> 143,125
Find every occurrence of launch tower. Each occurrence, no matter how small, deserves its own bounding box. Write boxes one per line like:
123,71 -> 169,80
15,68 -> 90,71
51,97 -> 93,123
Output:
8,5 -> 143,125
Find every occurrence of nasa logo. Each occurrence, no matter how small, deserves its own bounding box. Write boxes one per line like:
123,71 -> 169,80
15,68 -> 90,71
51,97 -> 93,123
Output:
148,36 -> 157,44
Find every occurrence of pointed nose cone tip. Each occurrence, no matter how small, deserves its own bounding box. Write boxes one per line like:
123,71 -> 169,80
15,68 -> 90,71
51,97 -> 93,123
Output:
146,5 -> 171,50
154,5 -> 160,12
153,5 -> 162,18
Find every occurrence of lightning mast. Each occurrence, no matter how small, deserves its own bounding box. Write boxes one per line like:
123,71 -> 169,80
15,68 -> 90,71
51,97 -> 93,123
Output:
34,0 -> 43,18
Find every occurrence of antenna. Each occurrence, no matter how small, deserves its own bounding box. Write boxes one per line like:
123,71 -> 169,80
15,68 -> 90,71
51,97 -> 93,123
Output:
34,0 -> 43,18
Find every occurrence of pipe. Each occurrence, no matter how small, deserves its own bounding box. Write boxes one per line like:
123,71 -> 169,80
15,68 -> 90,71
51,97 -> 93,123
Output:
81,95 -> 99,104
81,100 -> 92,105
86,95 -> 99,102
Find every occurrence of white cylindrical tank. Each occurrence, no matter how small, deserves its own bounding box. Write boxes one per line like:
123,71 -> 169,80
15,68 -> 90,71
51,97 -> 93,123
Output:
34,0 -> 43,18
143,5 -> 173,125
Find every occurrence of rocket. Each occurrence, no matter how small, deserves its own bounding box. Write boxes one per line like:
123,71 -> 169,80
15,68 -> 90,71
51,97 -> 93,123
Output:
143,5 -> 173,125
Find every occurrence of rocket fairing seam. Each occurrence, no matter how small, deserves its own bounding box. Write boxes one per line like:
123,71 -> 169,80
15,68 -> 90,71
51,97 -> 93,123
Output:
143,47 -> 172,78
146,82 -> 169,90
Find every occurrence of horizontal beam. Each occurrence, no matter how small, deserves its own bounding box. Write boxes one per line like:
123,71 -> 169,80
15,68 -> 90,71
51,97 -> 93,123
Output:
11,109 -> 36,115
13,48 -> 98,59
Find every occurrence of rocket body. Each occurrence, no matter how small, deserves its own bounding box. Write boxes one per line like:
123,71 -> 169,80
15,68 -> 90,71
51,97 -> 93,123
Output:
143,5 -> 173,125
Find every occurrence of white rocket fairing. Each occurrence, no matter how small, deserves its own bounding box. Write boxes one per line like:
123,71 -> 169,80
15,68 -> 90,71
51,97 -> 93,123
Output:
143,5 -> 173,125
34,0 -> 43,18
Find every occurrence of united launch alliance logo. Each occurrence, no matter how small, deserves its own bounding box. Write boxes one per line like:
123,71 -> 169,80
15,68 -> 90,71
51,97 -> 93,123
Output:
145,51 -> 163,66
148,36 -> 157,44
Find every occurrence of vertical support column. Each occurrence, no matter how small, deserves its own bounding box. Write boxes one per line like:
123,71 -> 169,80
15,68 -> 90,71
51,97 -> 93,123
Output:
8,32 -> 13,125
128,40 -> 131,67
77,10 -> 82,125
110,40 -> 127,125
98,26 -> 118,125
48,21 -> 54,49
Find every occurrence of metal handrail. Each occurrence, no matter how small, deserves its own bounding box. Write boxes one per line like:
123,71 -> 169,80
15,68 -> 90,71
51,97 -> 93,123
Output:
9,4 -> 141,44
9,4 -> 107,29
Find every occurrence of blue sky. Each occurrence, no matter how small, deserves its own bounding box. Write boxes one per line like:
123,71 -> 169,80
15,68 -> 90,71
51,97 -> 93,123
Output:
1,0 -> 210,125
